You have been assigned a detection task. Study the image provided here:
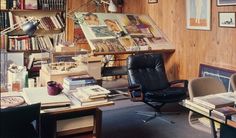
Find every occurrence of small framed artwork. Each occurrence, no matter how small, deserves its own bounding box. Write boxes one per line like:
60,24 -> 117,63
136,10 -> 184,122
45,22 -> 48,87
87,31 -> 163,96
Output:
148,0 -> 158,4
218,12 -> 236,28
217,0 -> 236,6
186,0 -> 211,30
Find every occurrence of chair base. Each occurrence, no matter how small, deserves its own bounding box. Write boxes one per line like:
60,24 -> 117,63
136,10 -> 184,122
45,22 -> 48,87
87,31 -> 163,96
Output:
136,111 -> 178,124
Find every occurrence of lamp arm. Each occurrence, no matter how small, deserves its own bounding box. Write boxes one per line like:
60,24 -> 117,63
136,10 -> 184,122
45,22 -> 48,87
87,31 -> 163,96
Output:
1,17 -> 34,35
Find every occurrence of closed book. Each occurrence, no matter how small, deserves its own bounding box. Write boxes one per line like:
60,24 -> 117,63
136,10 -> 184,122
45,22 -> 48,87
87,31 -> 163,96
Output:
211,106 -> 236,117
76,85 -> 110,98
193,95 -> 235,109
72,91 -> 108,106
183,100 -> 212,115
23,87 -> 71,108
64,78 -> 96,86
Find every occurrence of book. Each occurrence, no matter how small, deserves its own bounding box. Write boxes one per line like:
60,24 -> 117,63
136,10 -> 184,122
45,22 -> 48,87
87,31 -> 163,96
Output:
76,85 -> 110,98
72,91 -> 108,106
24,0 -> 38,9
183,100 -> 213,115
211,106 -> 236,117
193,95 -> 235,109
22,87 -> 71,108
63,75 -> 96,86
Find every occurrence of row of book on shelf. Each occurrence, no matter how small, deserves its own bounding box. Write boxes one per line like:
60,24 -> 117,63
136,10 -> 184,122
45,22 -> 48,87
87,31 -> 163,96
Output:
1,0 -> 66,10
183,92 -> 236,123
6,32 -> 65,51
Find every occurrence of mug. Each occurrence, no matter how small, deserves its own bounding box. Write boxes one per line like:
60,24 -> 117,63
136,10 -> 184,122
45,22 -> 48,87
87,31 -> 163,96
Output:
47,81 -> 63,96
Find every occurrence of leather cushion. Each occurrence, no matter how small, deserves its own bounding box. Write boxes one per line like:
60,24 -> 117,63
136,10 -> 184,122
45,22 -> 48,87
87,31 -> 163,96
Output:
144,87 -> 187,103
127,54 -> 170,91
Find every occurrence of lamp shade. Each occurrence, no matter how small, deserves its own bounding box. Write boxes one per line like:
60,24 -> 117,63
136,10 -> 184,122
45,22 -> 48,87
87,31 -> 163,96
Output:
22,20 -> 40,36
108,0 -> 117,12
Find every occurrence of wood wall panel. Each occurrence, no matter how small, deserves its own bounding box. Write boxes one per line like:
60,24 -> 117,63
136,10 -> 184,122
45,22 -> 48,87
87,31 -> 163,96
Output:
124,0 -> 236,80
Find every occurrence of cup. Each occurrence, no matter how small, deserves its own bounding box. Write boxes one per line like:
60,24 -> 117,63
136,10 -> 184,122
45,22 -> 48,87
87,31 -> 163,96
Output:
47,81 -> 63,96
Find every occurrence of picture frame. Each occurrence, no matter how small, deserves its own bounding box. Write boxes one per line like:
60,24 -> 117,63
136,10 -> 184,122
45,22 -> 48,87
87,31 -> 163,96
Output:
217,0 -> 236,6
218,12 -> 236,28
148,0 -> 158,4
186,0 -> 211,30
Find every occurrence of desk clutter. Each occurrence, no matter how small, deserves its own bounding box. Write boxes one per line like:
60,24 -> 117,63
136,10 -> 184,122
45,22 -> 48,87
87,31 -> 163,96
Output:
183,92 -> 236,123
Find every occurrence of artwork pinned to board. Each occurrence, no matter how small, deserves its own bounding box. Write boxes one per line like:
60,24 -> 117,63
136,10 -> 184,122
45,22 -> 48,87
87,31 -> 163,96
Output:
90,39 -> 126,53
186,0 -> 211,30
218,12 -> 236,28
83,13 -> 100,25
217,0 -> 236,6
90,26 -> 115,38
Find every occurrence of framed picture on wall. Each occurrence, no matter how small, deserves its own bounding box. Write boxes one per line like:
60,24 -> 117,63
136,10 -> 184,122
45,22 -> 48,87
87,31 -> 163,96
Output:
218,12 -> 236,28
148,0 -> 158,4
217,0 -> 236,6
186,0 -> 211,30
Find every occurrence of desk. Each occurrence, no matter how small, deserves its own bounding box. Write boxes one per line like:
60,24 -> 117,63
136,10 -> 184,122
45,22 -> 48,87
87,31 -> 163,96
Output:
180,101 -> 236,138
1,92 -> 114,138
41,102 -> 114,138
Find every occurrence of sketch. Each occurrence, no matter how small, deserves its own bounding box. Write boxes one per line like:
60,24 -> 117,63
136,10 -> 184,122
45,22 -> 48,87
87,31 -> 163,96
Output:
118,37 -> 136,51
104,19 -> 123,33
127,15 -> 141,25
217,0 -> 236,6
219,12 -> 236,28
146,37 -> 167,44
83,13 -> 100,25
186,0 -> 211,30
90,39 -> 126,53
90,26 -> 115,38
132,36 -> 148,46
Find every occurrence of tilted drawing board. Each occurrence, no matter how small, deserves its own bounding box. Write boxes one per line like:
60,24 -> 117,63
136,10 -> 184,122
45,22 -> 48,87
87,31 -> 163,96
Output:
75,12 -> 175,55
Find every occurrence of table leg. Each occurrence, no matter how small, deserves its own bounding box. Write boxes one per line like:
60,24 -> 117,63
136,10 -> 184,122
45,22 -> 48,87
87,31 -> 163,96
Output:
95,108 -> 102,138
210,120 -> 217,138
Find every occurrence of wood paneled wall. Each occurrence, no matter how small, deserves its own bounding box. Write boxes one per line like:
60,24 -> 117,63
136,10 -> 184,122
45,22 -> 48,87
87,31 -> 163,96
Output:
124,0 -> 236,80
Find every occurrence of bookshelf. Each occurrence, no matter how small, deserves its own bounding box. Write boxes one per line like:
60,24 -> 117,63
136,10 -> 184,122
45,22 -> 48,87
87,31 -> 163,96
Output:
0,0 -> 67,78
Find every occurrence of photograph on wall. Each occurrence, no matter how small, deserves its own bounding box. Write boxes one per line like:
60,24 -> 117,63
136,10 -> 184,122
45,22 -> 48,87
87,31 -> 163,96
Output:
217,0 -> 236,6
186,0 -> 211,30
90,39 -> 126,53
90,26 -> 115,38
104,19 -> 123,34
83,13 -> 100,25
118,36 -> 137,51
218,12 -> 236,28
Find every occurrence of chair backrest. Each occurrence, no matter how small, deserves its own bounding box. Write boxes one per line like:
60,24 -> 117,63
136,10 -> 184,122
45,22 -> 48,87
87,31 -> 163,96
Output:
127,54 -> 170,92
0,103 -> 41,137
188,77 -> 226,100
230,73 -> 236,91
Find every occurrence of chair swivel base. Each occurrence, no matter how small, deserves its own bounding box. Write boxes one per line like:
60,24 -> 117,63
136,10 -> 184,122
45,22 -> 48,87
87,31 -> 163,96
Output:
136,111 -> 177,124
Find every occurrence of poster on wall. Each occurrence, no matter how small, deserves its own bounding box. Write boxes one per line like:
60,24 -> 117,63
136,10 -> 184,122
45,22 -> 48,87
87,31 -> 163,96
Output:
186,0 -> 211,30
217,0 -> 236,6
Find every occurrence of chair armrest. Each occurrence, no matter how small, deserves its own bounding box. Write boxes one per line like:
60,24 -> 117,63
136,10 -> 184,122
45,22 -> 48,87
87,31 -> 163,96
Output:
128,84 -> 143,102
170,80 -> 188,88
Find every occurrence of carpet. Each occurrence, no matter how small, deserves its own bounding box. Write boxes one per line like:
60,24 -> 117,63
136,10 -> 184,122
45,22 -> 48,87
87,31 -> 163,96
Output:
101,103 -> 211,138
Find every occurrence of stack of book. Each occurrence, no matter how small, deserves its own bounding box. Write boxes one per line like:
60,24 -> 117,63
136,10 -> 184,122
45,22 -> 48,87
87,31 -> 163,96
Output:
63,75 -> 97,91
192,95 -> 235,109
211,106 -> 236,123
72,85 -> 110,106
0,11 -> 9,30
